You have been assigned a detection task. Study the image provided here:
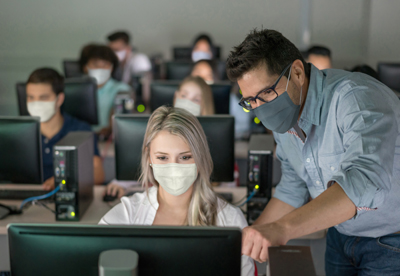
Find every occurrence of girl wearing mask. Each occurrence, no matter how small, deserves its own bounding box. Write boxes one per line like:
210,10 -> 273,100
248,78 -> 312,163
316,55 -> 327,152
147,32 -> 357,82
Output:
99,106 -> 254,276
174,76 -> 215,116
79,44 -> 132,136
191,34 -> 215,62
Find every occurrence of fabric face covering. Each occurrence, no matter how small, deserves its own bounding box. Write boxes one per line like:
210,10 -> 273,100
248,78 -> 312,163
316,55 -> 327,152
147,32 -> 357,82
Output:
192,51 -> 212,62
27,99 -> 57,122
88,68 -> 112,86
115,50 -> 127,62
151,162 -> 198,196
174,98 -> 201,116
254,66 -> 303,133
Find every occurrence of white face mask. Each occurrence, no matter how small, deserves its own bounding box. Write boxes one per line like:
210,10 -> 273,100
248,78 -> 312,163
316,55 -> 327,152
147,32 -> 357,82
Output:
151,162 -> 198,196
88,68 -> 111,86
174,98 -> 201,116
115,50 -> 127,62
27,99 -> 57,122
192,51 -> 212,62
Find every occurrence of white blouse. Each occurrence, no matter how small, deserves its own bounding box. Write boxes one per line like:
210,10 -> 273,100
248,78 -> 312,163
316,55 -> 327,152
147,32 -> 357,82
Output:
99,186 -> 255,276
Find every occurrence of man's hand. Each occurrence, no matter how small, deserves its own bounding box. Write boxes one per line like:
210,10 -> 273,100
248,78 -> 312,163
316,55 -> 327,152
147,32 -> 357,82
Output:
42,177 -> 55,191
242,222 -> 289,263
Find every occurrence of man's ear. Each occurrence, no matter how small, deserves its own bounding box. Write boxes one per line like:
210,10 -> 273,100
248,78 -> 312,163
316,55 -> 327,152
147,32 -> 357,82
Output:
56,92 -> 65,108
292,59 -> 306,87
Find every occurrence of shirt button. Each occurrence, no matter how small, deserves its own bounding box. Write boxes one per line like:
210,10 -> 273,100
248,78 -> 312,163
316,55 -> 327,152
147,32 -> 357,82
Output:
306,158 -> 311,163
330,166 -> 335,171
316,180 -> 320,185
45,148 -> 50,154
43,138 -> 49,144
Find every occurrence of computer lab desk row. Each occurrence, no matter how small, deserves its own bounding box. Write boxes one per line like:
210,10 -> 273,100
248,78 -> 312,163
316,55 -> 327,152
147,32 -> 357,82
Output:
0,185 -> 326,272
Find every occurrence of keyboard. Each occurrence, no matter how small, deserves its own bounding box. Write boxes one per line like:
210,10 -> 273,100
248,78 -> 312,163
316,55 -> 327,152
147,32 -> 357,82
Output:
0,189 -> 51,200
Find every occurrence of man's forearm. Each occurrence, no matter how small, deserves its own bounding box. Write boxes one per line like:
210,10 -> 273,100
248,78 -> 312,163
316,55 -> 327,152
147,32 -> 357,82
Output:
276,183 -> 356,241
253,197 -> 296,225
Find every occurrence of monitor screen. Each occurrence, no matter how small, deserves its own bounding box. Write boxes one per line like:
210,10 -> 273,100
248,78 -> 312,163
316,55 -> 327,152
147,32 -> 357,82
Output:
114,114 -> 235,181
377,63 -> 400,91
0,117 -> 43,184
17,77 -> 98,125
172,46 -> 221,60
150,81 -> 231,114
8,223 -> 242,276
63,60 -> 83,78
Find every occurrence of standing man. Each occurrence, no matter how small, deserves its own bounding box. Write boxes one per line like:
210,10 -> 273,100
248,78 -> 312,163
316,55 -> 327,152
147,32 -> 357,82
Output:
107,31 -> 152,105
226,29 -> 400,275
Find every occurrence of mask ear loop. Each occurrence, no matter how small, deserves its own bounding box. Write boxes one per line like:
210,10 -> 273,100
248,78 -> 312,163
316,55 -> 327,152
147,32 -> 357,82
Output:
285,65 -> 292,91
299,86 -> 303,106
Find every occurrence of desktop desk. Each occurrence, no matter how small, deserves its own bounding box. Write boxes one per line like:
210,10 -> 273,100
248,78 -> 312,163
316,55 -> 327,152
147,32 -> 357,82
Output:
0,185 -> 326,273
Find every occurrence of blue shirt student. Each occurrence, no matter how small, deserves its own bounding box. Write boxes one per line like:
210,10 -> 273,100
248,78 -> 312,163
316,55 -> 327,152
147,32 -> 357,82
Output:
93,78 -> 131,132
273,64 -> 400,238
42,112 -> 100,180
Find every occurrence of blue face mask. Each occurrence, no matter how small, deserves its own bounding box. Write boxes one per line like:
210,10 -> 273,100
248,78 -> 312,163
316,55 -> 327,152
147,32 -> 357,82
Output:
253,67 -> 303,134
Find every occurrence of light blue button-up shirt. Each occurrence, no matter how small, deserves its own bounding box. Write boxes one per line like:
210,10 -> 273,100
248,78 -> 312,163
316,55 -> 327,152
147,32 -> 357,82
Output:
273,64 -> 400,237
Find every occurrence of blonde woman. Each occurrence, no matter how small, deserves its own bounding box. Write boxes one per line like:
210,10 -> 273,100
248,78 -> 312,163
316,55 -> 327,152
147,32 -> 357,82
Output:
99,106 -> 254,275
174,76 -> 215,116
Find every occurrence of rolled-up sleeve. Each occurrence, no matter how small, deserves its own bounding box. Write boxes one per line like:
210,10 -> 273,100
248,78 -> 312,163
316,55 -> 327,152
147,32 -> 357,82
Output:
330,89 -> 398,216
273,134 -> 310,208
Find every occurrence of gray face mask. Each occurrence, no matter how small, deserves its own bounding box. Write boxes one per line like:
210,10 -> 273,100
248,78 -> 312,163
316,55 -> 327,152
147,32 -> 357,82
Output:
253,67 -> 303,134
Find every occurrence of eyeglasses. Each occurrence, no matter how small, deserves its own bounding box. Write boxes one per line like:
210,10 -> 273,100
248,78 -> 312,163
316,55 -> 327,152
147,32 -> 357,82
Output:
238,63 -> 292,111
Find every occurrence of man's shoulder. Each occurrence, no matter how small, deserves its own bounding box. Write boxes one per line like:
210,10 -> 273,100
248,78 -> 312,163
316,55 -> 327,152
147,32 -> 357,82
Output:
63,112 -> 91,132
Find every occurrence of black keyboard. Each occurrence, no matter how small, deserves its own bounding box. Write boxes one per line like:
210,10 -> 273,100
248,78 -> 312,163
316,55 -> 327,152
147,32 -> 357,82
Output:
0,189 -> 50,200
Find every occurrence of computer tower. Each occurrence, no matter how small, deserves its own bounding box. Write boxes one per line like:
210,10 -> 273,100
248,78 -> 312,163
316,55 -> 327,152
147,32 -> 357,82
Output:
53,132 -> 94,221
247,134 -> 275,224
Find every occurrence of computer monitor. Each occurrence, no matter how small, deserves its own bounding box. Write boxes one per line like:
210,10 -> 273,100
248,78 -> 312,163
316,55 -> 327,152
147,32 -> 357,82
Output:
150,81 -> 231,114
0,117 -> 43,184
114,114 -> 234,181
16,77 -> 98,125
172,46 -> 221,60
377,63 -> 400,92
63,60 -> 83,78
8,224 -> 242,276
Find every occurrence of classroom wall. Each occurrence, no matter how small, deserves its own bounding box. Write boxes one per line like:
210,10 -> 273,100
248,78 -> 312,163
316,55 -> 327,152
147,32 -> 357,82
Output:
0,0 -> 399,115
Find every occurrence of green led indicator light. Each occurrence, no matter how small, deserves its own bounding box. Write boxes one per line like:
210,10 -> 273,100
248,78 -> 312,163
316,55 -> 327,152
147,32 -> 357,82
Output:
60,152 -> 63,157
254,117 -> 261,124
255,185 -> 259,190
137,104 -> 145,113
62,180 -> 66,184
71,212 -> 75,217
243,108 -> 250,113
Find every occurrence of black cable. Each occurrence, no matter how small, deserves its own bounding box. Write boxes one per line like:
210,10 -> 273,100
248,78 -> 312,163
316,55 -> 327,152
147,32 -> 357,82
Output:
33,200 -> 56,214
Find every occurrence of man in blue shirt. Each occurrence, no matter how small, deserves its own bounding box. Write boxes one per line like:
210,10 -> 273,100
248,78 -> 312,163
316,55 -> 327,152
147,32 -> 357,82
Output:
26,68 -> 105,190
227,29 -> 400,275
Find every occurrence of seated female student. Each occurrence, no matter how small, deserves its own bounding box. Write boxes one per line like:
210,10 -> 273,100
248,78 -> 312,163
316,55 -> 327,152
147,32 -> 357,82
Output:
99,106 -> 254,276
104,76 -> 214,198
191,33 -> 216,62
79,44 -> 132,138
190,59 -> 219,85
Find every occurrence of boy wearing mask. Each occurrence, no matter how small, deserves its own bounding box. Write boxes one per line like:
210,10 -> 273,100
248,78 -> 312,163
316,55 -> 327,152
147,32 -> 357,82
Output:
26,68 -> 105,190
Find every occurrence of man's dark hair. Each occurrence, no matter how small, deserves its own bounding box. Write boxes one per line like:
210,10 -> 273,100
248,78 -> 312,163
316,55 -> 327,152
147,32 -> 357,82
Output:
107,31 -> 130,45
307,45 -> 331,58
226,29 -> 309,82
79,44 -> 119,75
26,68 -> 64,95
350,64 -> 379,80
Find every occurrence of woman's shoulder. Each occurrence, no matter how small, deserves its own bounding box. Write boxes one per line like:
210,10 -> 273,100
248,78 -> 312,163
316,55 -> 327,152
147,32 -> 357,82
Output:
216,198 -> 248,229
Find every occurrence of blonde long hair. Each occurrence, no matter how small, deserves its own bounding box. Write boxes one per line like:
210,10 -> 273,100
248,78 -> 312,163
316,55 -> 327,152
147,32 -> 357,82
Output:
139,106 -> 222,226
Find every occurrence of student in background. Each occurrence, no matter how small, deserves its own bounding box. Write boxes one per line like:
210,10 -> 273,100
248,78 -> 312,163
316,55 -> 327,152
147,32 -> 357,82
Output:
174,76 -> 215,116
190,59 -> 218,84
350,64 -> 379,80
26,68 -> 105,190
107,31 -> 152,105
191,34 -> 216,62
79,44 -> 132,137
306,45 -> 332,70
99,106 -> 254,276
104,76 -> 214,197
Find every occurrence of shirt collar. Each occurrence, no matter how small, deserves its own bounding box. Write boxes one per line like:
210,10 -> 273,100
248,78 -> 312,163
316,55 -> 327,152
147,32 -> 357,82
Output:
299,64 -> 325,128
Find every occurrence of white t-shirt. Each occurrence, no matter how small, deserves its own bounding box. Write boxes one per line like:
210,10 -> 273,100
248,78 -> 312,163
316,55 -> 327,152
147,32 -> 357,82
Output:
99,186 -> 255,276
122,52 -> 152,84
